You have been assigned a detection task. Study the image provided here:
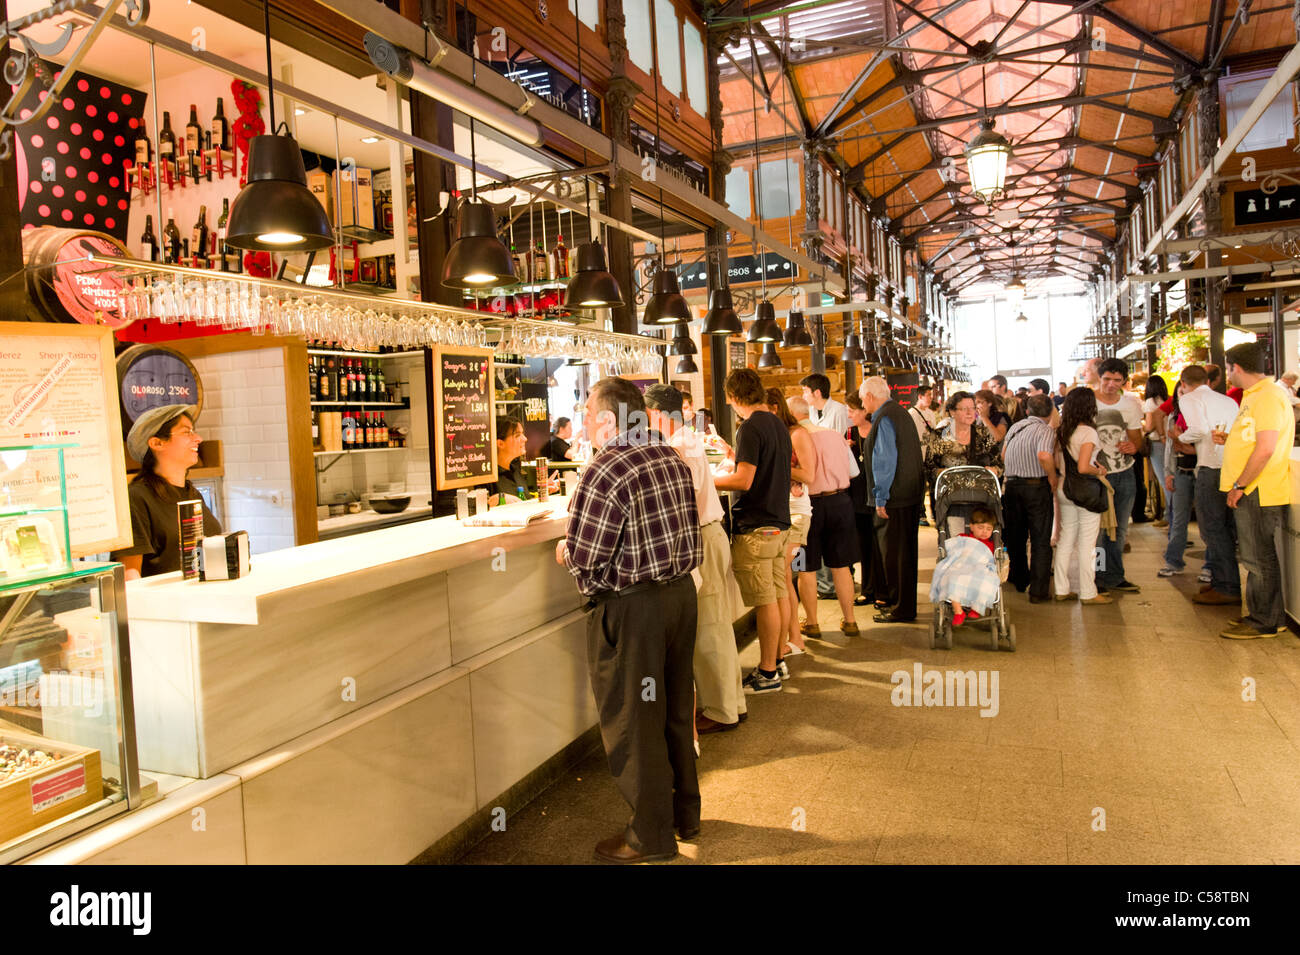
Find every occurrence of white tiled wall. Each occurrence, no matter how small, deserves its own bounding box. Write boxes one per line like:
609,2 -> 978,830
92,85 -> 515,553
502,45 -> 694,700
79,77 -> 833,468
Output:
191,349 -> 296,554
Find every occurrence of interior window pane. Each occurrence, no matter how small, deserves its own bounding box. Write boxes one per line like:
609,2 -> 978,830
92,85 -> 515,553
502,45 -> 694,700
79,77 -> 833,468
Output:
567,0 -> 601,29
683,22 -> 707,116
757,157 -> 800,219
626,0 -> 653,73
725,166 -> 752,219
655,0 -> 682,97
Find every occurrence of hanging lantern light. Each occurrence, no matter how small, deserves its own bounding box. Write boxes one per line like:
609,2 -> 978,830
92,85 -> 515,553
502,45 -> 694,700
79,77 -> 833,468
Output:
757,341 -> 782,368
1015,310 -> 1029,323
964,118 -> 1012,204
703,285 -> 742,336
1004,272 -> 1026,302
747,300 -> 782,343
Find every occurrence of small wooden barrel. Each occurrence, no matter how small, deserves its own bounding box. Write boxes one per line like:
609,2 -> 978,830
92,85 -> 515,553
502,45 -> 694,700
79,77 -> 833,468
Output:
22,226 -> 132,329
114,343 -> 204,436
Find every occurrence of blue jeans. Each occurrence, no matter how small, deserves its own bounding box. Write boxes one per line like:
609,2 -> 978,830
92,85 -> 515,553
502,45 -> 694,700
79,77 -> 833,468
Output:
1194,467 -> 1239,596
1236,490 -> 1285,630
1096,466 -> 1136,587
1163,469 -> 1194,570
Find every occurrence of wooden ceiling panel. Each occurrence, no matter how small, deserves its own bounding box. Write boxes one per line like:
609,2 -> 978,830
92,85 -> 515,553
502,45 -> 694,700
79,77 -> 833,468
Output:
1227,9 -> 1298,57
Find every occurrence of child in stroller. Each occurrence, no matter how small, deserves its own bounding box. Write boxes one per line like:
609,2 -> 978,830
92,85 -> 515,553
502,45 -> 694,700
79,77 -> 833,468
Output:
931,506 -> 1006,626
928,466 -> 1015,651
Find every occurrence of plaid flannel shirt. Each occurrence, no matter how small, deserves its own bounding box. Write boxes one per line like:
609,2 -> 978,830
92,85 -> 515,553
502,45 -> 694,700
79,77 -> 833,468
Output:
564,428 -> 702,597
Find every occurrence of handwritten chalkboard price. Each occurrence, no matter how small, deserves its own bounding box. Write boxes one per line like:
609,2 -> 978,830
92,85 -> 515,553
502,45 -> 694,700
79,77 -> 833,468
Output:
433,346 -> 497,490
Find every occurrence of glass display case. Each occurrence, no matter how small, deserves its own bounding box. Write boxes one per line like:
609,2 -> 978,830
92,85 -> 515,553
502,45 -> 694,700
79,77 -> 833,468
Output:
0,561 -> 141,863
0,445 -> 73,588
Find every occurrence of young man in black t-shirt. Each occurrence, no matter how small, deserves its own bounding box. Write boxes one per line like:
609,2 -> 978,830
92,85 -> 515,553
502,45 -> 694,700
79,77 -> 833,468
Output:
715,369 -> 792,694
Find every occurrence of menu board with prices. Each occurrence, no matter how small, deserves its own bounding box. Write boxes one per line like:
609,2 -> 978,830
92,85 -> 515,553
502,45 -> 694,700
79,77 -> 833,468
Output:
433,346 -> 497,490
887,371 -> 920,410
0,323 -> 129,556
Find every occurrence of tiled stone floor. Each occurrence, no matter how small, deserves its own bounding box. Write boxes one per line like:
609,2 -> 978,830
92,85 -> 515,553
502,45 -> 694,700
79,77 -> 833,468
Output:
457,522 -> 1300,864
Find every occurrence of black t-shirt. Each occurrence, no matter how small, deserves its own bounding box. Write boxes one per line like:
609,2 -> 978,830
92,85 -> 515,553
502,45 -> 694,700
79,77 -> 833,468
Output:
111,479 -> 223,577
731,409 -> 792,533
543,435 -> 570,461
496,457 -> 530,497
987,407 -> 1011,431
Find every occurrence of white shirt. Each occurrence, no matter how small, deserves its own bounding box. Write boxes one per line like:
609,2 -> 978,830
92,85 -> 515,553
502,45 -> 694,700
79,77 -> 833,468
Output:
669,427 -> 725,525
1177,384 -> 1240,470
1092,392 -> 1144,473
812,397 -> 849,436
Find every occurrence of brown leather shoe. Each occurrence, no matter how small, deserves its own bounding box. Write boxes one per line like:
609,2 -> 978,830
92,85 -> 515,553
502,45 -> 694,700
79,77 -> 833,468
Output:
800,622 -> 822,638
695,714 -> 739,735
595,834 -> 678,864
1198,583 -> 1215,593
841,620 -> 860,636
1192,589 -> 1239,605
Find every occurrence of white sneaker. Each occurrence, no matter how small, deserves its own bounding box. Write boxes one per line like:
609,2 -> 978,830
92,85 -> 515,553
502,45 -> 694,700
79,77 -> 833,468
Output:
1157,566 -> 1183,577
1197,571 -> 1212,583
777,660 -> 791,680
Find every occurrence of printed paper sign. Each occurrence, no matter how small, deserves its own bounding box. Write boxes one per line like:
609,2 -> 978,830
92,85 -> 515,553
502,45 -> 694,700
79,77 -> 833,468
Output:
31,762 -> 87,813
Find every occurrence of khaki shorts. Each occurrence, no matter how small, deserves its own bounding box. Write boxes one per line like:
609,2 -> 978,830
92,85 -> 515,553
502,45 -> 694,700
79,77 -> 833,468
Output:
731,527 -> 790,607
787,511 -> 810,549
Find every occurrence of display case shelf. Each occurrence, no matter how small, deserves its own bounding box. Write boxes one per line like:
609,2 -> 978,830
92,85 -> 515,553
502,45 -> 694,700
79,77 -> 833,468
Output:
310,401 -> 406,408
313,446 -> 408,456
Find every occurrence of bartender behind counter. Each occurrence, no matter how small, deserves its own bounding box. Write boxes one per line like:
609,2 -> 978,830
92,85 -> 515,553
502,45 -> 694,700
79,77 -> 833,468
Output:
110,404 -> 222,579
496,415 -> 562,501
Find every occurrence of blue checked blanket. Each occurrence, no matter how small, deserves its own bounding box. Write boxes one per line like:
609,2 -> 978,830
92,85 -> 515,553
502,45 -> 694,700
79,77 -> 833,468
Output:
930,536 -> 1001,614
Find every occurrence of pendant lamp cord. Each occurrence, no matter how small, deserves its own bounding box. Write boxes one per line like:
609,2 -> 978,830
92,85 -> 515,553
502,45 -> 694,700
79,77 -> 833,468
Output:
748,7 -> 765,300
465,1 -> 478,203
264,0 -> 276,131
650,2 -> 667,272
574,13 -> 594,239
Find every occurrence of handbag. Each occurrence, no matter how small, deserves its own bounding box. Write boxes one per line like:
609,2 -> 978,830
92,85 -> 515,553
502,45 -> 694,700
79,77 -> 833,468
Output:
1062,445 -> 1108,513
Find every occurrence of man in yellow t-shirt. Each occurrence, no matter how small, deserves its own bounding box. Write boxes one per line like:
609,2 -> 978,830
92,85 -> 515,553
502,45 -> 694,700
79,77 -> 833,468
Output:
1215,342 -> 1296,639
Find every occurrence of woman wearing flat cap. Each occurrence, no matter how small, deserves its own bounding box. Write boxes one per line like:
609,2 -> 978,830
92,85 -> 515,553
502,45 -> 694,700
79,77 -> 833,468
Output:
110,403 -> 222,579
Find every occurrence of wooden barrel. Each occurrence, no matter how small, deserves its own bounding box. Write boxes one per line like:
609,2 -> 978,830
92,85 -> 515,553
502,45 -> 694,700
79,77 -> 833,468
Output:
115,343 -> 204,436
22,226 -> 132,329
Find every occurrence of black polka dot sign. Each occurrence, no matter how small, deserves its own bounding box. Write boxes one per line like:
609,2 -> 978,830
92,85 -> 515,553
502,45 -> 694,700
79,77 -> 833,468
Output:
14,59 -> 146,242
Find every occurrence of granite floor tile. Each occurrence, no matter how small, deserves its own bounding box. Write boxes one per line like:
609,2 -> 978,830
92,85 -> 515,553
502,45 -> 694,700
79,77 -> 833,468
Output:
453,524 -> 1297,865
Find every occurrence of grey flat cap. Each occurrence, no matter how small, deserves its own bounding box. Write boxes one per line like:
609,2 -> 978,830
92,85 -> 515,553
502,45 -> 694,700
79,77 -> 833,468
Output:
127,404 -> 198,463
644,383 -> 684,415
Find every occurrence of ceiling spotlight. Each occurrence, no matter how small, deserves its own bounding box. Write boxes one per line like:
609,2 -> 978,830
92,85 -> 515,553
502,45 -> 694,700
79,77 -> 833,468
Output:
361,135 -> 381,144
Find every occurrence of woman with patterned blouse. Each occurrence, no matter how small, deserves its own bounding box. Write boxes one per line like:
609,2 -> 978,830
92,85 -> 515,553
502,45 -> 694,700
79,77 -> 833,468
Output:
923,391 -> 1003,478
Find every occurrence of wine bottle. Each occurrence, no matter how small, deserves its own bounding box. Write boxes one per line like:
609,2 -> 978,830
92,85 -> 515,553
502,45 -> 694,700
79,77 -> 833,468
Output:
140,214 -> 158,263
368,359 -> 377,401
376,362 -> 386,401
552,234 -> 570,279
350,359 -> 360,400
185,104 -> 201,180
311,409 -> 319,450
134,120 -> 152,168
364,412 -> 374,449
211,97 -> 229,152
158,111 -> 176,164
162,209 -> 182,264
191,205 -> 209,268
309,356 -> 318,400
379,411 -> 388,447
532,239 -> 550,282
342,410 -> 355,449
216,198 -> 229,272
203,130 -> 213,181
320,357 -> 334,401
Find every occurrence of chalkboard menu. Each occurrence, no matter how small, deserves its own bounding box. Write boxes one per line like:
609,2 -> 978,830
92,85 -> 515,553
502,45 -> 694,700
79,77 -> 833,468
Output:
433,346 -> 496,490
887,371 -> 920,410
728,339 -> 747,371
115,344 -> 203,435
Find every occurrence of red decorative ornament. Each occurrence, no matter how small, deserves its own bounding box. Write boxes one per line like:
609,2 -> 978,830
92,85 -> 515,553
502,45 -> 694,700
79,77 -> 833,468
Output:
229,79 -> 265,184
244,251 -> 274,277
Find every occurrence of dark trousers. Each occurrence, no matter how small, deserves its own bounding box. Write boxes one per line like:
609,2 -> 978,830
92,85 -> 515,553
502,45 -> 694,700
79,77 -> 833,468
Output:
872,502 -> 921,620
854,510 -> 874,599
1131,450 -> 1149,522
586,577 -> 699,854
1003,480 -> 1054,598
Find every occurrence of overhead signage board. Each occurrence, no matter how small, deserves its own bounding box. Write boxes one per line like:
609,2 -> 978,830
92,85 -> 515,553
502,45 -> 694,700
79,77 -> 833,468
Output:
677,254 -> 798,291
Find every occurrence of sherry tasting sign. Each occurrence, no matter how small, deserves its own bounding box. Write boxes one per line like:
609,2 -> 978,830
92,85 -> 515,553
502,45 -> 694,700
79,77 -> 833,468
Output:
433,346 -> 496,490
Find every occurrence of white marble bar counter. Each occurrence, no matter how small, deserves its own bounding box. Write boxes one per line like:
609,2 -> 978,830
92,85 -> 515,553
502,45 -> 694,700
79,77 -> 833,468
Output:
90,496 -> 751,864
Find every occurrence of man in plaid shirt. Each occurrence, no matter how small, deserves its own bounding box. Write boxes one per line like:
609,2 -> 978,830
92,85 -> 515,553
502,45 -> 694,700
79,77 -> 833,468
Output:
556,376 -> 702,863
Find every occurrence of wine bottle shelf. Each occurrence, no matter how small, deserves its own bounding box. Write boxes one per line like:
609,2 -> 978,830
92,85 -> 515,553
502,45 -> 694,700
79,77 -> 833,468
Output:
495,400 -> 525,405
310,401 -> 406,408
307,348 -> 425,358
313,447 -> 408,457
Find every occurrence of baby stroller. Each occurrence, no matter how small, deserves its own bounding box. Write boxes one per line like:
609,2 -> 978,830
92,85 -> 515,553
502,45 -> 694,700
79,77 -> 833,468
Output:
927,466 -> 1016,652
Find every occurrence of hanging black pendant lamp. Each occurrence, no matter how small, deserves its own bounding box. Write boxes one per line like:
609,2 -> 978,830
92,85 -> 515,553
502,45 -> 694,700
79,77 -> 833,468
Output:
441,6 -> 515,288
757,341 -> 782,368
644,267 -> 691,325
669,330 -> 697,356
674,355 -> 699,375
226,0 -> 333,252
747,300 -> 782,343
703,284 -> 742,335
842,324 -> 865,362
782,310 -> 812,347
564,13 -> 621,310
